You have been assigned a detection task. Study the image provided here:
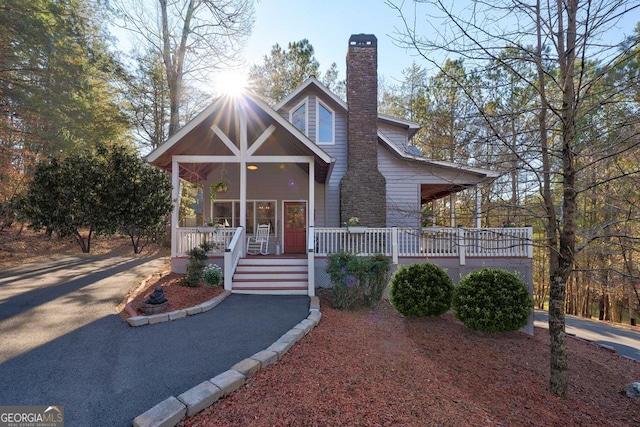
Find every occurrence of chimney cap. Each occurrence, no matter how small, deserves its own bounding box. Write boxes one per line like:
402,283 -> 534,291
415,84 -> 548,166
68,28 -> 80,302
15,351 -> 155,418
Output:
349,34 -> 377,47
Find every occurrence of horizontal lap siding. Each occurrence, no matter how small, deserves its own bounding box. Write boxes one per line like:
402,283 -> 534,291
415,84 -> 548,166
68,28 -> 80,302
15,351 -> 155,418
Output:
378,147 -> 421,227
378,123 -> 408,147
277,90 -> 347,228
321,110 -> 347,227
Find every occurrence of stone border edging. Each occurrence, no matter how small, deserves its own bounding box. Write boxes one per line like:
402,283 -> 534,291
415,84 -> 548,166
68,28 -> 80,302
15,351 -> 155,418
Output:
126,291 -> 232,327
132,295 -> 322,427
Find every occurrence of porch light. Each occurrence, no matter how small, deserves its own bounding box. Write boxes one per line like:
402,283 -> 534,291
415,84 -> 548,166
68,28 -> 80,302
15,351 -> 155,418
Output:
247,164 -> 258,170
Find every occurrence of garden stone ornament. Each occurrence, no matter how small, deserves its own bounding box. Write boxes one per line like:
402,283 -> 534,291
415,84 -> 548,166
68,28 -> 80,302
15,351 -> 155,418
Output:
145,286 -> 167,305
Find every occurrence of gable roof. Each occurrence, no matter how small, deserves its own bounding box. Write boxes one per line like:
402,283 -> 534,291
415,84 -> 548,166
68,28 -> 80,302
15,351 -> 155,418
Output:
275,76 -> 346,111
275,76 -> 422,138
377,131 -> 501,202
146,91 -> 335,183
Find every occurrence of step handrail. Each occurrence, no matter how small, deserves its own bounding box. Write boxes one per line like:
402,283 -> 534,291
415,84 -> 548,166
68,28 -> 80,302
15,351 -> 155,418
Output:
224,226 -> 245,291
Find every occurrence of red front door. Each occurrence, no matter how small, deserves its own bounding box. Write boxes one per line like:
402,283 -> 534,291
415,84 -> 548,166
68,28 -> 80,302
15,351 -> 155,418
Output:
284,202 -> 306,254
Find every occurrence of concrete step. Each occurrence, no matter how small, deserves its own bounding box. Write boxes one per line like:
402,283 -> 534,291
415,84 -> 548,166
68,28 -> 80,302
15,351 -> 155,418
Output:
234,272 -> 308,280
235,265 -> 307,273
231,256 -> 310,295
239,257 -> 307,266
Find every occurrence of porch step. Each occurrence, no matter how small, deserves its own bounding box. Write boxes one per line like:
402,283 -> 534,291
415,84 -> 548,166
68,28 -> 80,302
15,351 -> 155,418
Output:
231,256 -> 309,295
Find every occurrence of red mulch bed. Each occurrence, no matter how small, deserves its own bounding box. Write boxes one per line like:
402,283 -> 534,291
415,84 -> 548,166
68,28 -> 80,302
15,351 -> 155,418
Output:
119,265 -> 225,318
180,291 -> 640,427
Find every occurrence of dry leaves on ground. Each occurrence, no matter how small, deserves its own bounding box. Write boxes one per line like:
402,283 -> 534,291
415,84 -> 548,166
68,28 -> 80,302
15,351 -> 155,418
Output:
181,291 -> 640,427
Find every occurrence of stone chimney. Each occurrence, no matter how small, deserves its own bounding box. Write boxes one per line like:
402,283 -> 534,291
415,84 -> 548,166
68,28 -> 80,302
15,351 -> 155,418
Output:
340,34 -> 386,227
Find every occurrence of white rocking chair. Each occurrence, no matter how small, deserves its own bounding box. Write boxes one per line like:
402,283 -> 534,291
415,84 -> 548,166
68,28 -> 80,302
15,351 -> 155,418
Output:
246,223 -> 270,255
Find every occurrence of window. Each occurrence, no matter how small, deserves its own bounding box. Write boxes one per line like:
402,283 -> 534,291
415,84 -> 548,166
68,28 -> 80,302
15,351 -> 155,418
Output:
256,201 -> 275,232
317,100 -> 334,144
212,200 -> 276,234
212,201 -> 232,227
290,100 -> 307,135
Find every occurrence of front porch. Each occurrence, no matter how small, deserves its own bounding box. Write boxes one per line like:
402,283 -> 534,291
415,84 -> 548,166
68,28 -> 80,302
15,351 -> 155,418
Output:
171,226 -> 534,296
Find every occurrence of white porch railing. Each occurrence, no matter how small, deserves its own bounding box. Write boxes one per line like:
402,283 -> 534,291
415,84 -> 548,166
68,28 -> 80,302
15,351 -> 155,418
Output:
314,227 -> 533,265
175,227 -> 238,256
307,226 -> 315,297
314,227 -> 394,256
175,226 -> 533,264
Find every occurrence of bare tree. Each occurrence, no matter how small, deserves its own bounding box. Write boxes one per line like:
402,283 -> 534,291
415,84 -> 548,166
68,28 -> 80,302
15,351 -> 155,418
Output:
388,0 -> 640,396
112,0 -> 254,136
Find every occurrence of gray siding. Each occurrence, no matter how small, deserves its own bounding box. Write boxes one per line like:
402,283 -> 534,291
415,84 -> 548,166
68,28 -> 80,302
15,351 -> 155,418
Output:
378,122 -> 409,148
320,107 -> 347,227
314,181 -> 325,226
307,95 -> 317,142
378,147 -> 421,227
379,146 -> 481,227
277,88 -> 348,228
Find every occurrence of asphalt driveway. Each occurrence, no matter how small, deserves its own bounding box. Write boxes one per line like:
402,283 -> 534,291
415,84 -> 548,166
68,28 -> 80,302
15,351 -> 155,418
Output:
534,310 -> 640,361
0,255 -> 310,426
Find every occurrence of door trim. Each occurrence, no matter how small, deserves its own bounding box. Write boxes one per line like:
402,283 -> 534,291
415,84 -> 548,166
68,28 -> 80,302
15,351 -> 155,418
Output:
282,200 -> 307,254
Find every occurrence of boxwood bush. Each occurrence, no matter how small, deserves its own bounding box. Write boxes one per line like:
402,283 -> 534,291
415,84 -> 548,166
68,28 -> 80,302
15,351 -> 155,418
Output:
453,268 -> 532,332
388,263 -> 454,317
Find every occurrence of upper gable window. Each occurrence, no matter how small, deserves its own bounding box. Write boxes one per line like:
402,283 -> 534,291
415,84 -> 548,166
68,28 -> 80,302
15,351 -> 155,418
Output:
317,100 -> 334,144
290,99 -> 307,135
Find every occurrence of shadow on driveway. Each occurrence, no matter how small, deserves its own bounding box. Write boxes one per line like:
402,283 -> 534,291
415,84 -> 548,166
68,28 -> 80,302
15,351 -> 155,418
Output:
0,291 -> 309,426
0,255 -> 312,425
0,256 -> 154,322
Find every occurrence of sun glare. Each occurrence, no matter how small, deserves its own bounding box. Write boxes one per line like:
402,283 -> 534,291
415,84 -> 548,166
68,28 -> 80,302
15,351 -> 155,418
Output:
216,69 -> 247,96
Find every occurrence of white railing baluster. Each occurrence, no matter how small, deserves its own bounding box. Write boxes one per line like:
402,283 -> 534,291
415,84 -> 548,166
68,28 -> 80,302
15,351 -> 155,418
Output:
312,226 -> 532,261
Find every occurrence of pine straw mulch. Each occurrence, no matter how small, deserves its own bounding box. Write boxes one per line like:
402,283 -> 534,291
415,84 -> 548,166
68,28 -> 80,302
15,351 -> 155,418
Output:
180,291 -> 640,427
0,224 -> 223,319
0,223 -> 174,270
0,223 -> 136,269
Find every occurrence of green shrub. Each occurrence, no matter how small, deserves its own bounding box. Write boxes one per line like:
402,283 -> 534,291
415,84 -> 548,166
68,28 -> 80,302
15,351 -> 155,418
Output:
453,268 -> 533,332
326,252 -> 391,309
203,264 -> 223,287
389,263 -> 454,317
181,242 -> 212,287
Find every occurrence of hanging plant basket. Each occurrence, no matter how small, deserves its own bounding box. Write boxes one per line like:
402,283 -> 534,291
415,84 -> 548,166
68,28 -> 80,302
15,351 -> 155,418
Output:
213,181 -> 229,193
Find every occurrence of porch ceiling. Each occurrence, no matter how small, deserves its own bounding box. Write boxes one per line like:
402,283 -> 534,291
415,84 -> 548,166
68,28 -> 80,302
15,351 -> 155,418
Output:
421,183 -> 474,203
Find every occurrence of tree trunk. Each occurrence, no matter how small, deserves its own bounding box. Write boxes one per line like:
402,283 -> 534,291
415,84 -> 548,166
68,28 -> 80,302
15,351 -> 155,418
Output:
160,0 -> 194,137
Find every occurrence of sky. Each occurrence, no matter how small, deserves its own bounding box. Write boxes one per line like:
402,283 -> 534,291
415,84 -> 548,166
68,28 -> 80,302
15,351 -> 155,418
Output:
213,0 -> 423,91
213,0 -> 639,94
109,0 -> 639,95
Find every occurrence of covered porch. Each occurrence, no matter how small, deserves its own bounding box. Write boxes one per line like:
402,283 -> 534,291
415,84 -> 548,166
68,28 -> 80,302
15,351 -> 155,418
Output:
146,93 -> 335,275
171,225 -> 533,296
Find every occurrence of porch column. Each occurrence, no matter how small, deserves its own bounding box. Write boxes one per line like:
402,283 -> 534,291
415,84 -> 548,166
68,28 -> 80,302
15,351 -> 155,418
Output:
171,159 -> 180,258
308,160 -> 315,227
239,108 -> 247,252
203,182 -> 211,224
475,185 -> 482,228
449,194 -> 456,227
